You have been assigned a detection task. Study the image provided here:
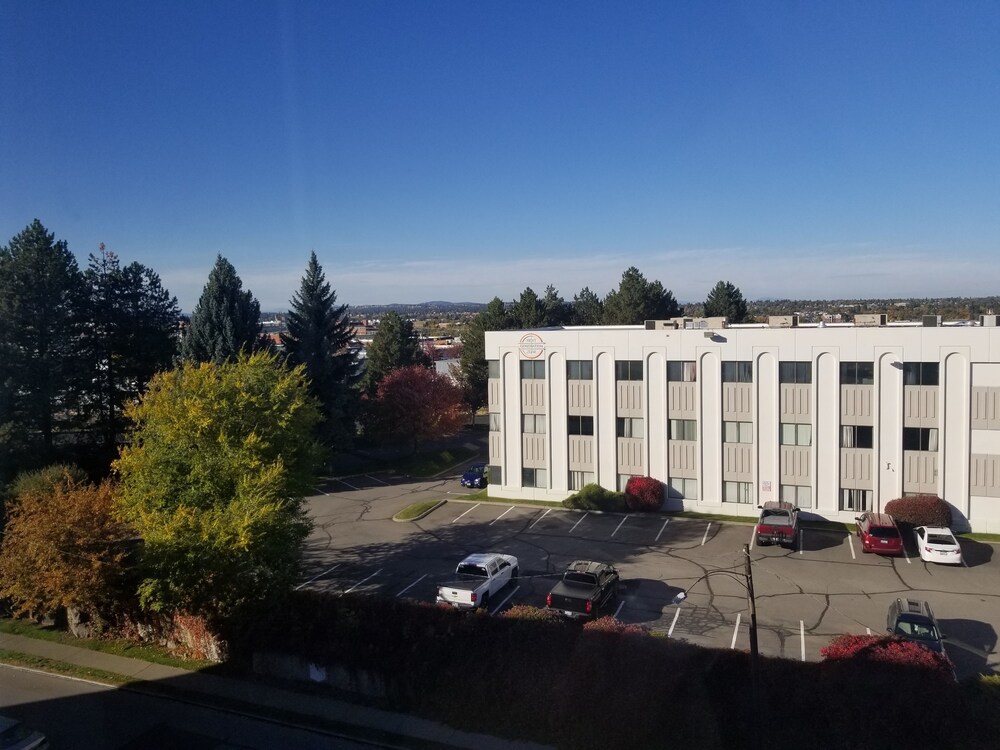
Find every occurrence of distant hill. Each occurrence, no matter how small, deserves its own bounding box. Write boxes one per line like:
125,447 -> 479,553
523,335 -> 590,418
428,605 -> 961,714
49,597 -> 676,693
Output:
350,301 -> 485,317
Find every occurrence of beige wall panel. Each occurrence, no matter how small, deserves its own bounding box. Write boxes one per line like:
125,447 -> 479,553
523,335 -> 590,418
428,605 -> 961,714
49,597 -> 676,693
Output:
488,379 -> 501,409
668,442 -> 698,478
668,382 -> 698,419
840,449 -> 873,485
971,387 -> 1000,429
841,385 -> 874,424
616,381 -> 643,417
722,383 -> 753,419
568,436 -> 595,470
617,438 -> 645,473
723,444 -> 753,481
522,434 -> 547,467
521,380 -> 546,412
568,382 -> 593,414
902,452 -> 938,493
970,454 -> 1000,498
780,384 -> 811,421
904,387 -> 938,428
489,433 -> 503,464
780,446 -> 811,483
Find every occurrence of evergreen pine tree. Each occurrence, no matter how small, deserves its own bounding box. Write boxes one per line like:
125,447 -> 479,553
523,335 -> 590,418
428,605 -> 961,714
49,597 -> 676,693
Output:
570,286 -> 604,325
0,220 -> 86,470
703,280 -> 750,323
181,255 -> 262,363
602,266 -> 681,325
361,311 -> 432,394
455,297 -> 508,420
281,252 -> 361,449
509,287 -> 544,328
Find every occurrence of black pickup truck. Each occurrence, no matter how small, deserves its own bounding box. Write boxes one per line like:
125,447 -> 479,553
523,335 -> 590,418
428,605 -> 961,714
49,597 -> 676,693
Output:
545,560 -> 620,620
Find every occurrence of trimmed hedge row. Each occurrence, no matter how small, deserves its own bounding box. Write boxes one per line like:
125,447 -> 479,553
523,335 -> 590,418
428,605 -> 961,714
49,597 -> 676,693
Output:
237,592 -> 999,750
562,483 -> 627,512
884,494 -> 953,527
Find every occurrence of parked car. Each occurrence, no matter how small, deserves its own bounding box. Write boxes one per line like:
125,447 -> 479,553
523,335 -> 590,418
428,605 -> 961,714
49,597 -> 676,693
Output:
886,598 -> 946,654
0,715 -> 48,750
914,526 -> 963,565
855,512 -> 903,555
755,502 -> 799,549
460,462 -> 488,489
436,552 -> 517,610
545,560 -> 620,620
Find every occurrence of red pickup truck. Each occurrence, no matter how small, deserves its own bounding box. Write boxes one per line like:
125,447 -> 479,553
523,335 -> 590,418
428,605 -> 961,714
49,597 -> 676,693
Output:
755,502 -> 799,550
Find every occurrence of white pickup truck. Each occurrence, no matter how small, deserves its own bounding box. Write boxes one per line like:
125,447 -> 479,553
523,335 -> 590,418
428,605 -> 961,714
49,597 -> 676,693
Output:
436,552 -> 518,611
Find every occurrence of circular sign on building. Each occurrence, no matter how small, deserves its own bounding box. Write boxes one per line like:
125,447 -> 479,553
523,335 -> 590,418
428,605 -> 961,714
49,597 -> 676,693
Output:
519,333 -> 545,359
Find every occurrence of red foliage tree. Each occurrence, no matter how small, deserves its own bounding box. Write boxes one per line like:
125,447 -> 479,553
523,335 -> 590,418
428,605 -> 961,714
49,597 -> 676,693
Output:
624,476 -> 664,512
366,364 -> 466,452
884,495 -> 952,527
821,634 -> 953,681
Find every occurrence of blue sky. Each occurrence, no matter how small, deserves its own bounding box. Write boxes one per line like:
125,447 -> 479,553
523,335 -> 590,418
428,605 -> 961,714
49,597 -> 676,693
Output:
2,2 -> 998,312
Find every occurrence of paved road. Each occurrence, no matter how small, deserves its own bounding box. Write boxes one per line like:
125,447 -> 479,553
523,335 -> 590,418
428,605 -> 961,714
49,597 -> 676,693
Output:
1,664 -> 378,749
302,469 -> 1000,680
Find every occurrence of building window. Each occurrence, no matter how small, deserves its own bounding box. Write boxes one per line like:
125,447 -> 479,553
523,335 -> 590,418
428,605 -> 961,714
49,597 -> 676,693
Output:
615,360 -> 643,381
566,360 -> 594,380
522,468 -> 547,488
568,415 -> 594,435
488,360 -> 500,378
616,417 -> 644,439
841,488 -> 872,512
903,427 -> 938,452
522,414 -> 546,434
723,481 -> 753,504
568,471 -> 595,491
903,362 -> 939,386
781,484 -> 812,509
617,474 -> 637,491
488,465 -> 502,485
840,362 -> 874,385
669,419 -> 697,441
520,360 -> 545,379
722,361 -> 753,383
841,425 -> 873,449
723,421 -> 752,443
668,477 -> 698,499
489,412 -> 501,432
667,361 -> 697,382
779,362 -> 812,384
780,423 -> 812,446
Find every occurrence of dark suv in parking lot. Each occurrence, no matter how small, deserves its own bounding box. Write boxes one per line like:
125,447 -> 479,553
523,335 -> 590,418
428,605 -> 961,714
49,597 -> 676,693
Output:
856,512 -> 903,555
887,598 -> 946,654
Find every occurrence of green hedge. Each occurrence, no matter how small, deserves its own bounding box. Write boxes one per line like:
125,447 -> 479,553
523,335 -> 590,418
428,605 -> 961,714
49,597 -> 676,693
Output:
562,483 -> 627,512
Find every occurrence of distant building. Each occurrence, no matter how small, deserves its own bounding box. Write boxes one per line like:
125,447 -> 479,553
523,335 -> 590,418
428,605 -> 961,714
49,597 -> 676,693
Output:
485,314 -> 1000,533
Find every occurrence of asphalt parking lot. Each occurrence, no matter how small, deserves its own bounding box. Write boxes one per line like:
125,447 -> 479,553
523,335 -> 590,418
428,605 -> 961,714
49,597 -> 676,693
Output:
301,471 -> 1000,681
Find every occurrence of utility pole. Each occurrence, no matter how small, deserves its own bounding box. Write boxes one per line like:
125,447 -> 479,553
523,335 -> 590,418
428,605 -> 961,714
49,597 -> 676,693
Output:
743,543 -> 761,750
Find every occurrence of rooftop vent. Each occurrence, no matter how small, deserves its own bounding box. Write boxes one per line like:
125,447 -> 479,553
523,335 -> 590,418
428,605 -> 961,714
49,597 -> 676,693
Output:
922,315 -> 942,327
855,314 -> 887,327
768,315 -> 799,328
980,314 -> 999,327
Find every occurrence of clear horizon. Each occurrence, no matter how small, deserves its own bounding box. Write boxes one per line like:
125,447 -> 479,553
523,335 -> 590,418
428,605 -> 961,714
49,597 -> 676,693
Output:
3,2 -> 999,312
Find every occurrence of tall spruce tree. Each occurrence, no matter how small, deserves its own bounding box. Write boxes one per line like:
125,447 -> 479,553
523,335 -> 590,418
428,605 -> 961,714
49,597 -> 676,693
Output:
509,287 -> 545,328
602,266 -> 681,325
703,280 -> 750,323
0,220 -> 85,470
82,245 -> 179,456
361,311 -> 432,394
181,255 -> 262,363
455,297 -> 508,421
570,286 -> 604,325
281,252 -> 360,449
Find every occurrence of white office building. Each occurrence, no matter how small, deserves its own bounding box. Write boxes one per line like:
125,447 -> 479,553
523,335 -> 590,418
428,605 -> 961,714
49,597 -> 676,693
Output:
484,314 -> 1000,533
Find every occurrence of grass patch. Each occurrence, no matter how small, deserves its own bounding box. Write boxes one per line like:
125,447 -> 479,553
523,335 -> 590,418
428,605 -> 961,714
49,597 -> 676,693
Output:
0,648 -> 133,685
0,617 -> 213,671
393,500 -> 444,521
959,532 -> 1000,543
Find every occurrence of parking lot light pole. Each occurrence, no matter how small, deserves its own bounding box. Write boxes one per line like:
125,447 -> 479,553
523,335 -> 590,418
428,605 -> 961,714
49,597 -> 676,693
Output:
673,547 -> 761,749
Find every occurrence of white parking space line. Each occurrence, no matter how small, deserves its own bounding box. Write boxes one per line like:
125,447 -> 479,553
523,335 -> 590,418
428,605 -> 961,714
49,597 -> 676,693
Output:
611,516 -> 628,537
395,574 -> 427,598
668,608 -> 681,637
701,523 -> 712,546
489,506 -> 515,525
798,530 -> 804,555
338,479 -> 361,491
800,621 -> 806,661
529,508 -> 552,529
613,600 -> 625,618
295,563 -> 341,591
866,627 -> 872,635
366,474 -> 391,486
731,613 -> 742,649
491,585 -> 520,615
903,550 -> 911,564
451,504 -> 480,523
569,513 -> 589,534
312,485 -> 330,496
748,528 -> 756,550
655,519 -> 670,542
344,568 -> 383,594
848,535 -> 856,560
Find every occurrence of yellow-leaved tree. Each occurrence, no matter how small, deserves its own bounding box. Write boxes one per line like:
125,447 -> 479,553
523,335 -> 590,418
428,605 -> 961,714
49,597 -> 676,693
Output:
114,351 -> 321,621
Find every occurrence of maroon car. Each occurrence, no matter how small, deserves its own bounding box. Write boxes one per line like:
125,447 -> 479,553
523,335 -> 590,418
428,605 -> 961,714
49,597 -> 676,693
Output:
856,512 -> 903,555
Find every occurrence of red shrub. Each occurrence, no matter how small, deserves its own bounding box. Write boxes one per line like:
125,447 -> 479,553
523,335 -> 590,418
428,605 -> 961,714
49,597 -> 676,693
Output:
624,476 -> 664,512
500,604 -> 563,622
884,495 -> 952,528
582,615 -> 648,636
821,634 -> 953,680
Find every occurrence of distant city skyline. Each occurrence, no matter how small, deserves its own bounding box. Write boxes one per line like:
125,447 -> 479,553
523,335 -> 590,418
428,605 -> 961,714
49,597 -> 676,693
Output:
3,2 -> 998,312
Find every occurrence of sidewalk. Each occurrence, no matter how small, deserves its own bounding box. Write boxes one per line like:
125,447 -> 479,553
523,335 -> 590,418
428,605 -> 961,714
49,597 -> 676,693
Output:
0,632 -> 553,750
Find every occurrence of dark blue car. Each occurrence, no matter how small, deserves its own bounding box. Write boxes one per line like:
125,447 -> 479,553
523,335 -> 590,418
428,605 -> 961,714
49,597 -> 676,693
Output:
461,463 -> 488,489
